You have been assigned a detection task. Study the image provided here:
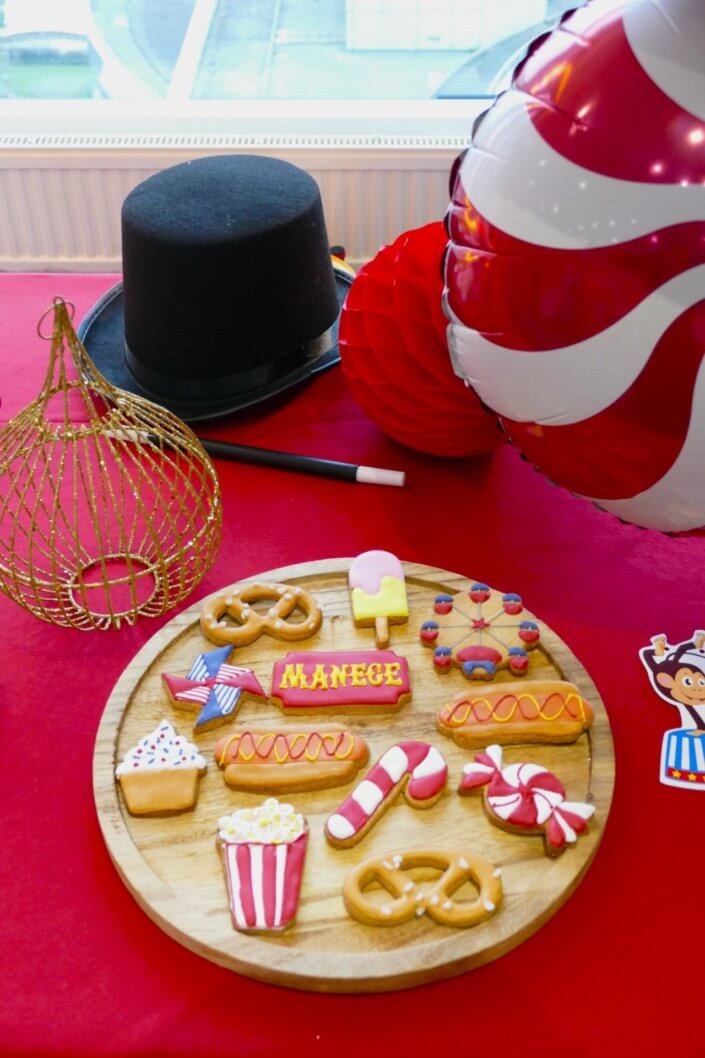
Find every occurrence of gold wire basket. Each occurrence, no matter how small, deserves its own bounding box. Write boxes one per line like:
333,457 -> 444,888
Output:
0,298 -> 222,630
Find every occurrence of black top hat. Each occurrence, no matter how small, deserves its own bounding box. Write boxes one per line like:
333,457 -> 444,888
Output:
77,155 -> 352,421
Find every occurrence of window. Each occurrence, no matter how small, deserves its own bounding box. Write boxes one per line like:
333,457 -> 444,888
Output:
0,0 -> 577,104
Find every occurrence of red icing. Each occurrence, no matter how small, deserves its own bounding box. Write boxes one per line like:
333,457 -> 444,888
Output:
271,650 -> 410,711
470,588 -> 491,603
457,646 -> 502,664
433,653 -> 452,669
421,627 -> 439,642
262,844 -> 276,929
519,628 -> 540,644
434,601 -> 453,614
503,601 -> 523,616
236,844 -> 256,929
509,655 -> 530,672
471,617 -> 490,629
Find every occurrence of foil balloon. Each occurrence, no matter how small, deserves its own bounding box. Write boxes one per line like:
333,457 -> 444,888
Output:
445,0 -> 705,532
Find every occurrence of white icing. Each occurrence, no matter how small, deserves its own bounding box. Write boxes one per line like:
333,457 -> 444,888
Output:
489,793 -> 522,820
458,856 -> 469,869
506,762 -> 547,787
403,881 -> 414,893
218,797 -> 305,844
415,907 -> 425,917
379,744 -> 409,782
485,745 -> 503,769
392,854 -> 403,868
462,761 -> 494,779
352,780 -> 384,814
115,719 -> 205,776
560,801 -> 595,821
430,894 -> 439,906
484,900 -> 495,912
493,868 -> 502,878
412,745 -> 446,780
250,844 -> 266,927
553,812 -> 578,844
326,813 -> 356,840
274,843 -> 286,925
443,900 -> 452,910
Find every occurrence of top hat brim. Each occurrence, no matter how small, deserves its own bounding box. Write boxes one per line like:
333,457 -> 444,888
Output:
76,266 -> 352,423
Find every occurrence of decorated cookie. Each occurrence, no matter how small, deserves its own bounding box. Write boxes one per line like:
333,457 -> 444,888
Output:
216,798 -> 308,934
325,740 -> 447,848
214,725 -> 369,792
115,719 -> 206,817
437,680 -> 594,748
420,582 -> 540,680
459,744 -> 595,857
640,631 -> 705,790
349,549 -> 408,648
271,649 -> 411,714
162,645 -> 267,733
343,849 -> 502,929
200,582 -> 322,647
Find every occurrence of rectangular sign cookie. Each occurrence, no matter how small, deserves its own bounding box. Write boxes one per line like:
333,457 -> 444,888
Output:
271,650 -> 411,714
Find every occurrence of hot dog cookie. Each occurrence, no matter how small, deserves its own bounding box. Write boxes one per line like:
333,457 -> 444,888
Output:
343,849 -> 502,928
437,680 -> 594,748
214,725 -> 369,792
325,740 -> 448,848
201,582 -> 322,647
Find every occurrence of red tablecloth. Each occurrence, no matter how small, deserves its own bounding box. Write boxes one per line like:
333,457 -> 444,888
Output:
2,274 -> 702,1058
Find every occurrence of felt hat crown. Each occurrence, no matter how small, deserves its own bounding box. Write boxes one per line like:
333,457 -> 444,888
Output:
78,155 -> 351,421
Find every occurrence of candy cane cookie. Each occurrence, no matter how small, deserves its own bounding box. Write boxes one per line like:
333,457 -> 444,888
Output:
325,740 -> 448,848
459,744 -> 595,857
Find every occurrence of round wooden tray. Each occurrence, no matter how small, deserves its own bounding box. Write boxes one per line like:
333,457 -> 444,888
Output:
94,559 -> 614,992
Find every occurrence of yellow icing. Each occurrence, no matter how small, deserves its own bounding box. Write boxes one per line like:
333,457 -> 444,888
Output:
351,576 -> 408,622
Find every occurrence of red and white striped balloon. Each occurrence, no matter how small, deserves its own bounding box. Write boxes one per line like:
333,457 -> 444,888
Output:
445,0 -> 705,532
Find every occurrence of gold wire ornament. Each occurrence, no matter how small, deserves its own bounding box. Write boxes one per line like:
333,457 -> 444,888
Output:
0,298 -> 222,630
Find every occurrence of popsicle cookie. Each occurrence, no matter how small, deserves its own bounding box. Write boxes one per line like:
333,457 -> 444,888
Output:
349,549 -> 408,648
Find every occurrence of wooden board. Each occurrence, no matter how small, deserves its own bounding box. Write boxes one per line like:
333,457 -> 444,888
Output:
93,559 -> 614,992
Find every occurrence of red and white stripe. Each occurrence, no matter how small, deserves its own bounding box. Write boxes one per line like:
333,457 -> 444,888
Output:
460,744 -> 594,852
325,740 -> 447,844
222,834 -> 307,933
445,0 -> 705,531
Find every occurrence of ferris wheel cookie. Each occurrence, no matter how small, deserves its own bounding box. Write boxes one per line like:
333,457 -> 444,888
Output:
200,582 -> 323,647
420,582 -> 541,680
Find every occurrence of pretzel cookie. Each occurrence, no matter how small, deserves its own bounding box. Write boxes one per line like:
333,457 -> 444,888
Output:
344,849 -> 502,928
200,582 -> 322,647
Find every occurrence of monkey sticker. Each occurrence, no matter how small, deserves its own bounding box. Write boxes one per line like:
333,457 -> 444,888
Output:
640,631 -> 705,791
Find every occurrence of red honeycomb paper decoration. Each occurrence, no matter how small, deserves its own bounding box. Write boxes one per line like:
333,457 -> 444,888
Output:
339,222 -> 502,458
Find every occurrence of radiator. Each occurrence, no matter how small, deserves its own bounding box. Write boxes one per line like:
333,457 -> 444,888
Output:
0,138 -> 463,272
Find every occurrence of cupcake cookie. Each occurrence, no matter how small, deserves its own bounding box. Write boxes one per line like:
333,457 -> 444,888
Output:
116,719 -> 206,817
